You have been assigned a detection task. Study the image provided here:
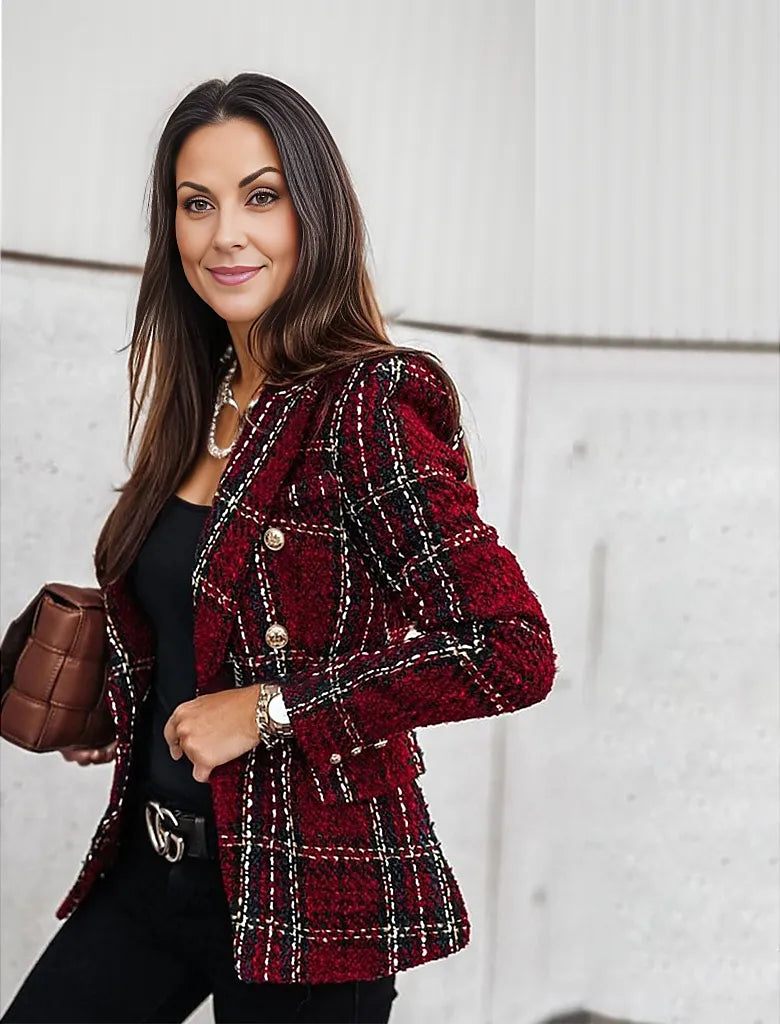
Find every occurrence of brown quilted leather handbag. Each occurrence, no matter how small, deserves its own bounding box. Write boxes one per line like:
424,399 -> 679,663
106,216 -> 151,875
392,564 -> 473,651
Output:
0,583 -> 114,752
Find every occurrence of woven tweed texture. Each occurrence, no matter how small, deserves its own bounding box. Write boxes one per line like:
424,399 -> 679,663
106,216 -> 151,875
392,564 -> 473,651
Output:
54,350 -> 558,985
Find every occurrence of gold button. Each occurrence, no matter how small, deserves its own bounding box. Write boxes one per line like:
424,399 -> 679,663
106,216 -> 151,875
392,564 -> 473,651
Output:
350,745 -> 363,756
329,753 -> 342,765
265,623 -> 289,649
263,526 -> 285,550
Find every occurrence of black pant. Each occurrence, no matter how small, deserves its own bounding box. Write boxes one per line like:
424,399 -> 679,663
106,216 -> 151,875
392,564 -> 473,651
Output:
1,795 -> 398,1023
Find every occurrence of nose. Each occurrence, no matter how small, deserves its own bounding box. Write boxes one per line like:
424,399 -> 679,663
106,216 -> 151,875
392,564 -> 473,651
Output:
210,206 -> 249,251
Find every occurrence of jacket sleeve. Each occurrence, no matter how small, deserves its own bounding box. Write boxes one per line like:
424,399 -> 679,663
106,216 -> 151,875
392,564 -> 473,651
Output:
282,351 -> 558,772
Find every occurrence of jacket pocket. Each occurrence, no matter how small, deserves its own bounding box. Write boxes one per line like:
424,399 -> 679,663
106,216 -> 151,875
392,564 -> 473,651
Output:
300,729 -> 426,806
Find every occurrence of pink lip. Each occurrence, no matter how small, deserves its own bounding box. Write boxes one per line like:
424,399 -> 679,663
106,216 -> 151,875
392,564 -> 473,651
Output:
208,266 -> 264,286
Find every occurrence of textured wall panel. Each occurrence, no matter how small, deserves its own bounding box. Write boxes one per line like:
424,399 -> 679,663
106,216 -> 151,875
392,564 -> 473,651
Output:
534,0 -> 779,342
491,344 -> 779,1024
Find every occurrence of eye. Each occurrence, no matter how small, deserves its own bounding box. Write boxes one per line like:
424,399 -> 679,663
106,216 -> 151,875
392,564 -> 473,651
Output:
248,188 -> 278,207
181,196 -> 210,214
181,188 -> 279,214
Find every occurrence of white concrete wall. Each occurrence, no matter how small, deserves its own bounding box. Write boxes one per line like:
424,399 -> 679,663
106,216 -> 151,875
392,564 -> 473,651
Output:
533,0 -> 779,341
1,3 -> 778,1024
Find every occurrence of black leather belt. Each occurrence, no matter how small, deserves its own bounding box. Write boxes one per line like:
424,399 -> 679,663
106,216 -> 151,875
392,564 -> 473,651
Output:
140,797 -> 218,862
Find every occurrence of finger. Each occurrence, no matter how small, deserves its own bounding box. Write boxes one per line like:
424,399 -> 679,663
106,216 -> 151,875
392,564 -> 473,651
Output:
162,712 -> 178,750
168,738 -> 182,761
192,762 -> 211,784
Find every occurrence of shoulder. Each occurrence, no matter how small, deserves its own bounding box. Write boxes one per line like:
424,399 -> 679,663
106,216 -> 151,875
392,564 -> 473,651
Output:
329,349 -> 467,484
338,349 -> 458,440
348,348 -> 450,391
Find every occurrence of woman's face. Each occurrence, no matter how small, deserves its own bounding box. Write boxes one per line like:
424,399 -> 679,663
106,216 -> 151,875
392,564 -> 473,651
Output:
174,118 -> 300,344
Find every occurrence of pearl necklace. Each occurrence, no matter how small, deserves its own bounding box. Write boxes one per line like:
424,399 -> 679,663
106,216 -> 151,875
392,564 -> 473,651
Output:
207,355 -> 264,459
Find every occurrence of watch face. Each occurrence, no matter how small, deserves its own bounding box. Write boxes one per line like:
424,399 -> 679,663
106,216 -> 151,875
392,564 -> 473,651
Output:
268,692 -> 290,725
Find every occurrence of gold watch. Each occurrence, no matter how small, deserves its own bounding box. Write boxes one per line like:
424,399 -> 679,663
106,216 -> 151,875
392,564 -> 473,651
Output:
254,683 -> 293,748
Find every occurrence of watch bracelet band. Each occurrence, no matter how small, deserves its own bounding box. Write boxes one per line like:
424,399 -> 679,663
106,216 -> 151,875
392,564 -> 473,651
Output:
254,683 -> 293,749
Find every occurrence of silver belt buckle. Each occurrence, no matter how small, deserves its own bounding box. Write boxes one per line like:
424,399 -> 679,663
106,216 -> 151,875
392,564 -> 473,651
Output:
144,799 -> 185,863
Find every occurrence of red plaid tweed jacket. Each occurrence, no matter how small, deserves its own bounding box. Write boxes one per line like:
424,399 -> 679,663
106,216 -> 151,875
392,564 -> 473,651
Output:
55,349 -> 558,985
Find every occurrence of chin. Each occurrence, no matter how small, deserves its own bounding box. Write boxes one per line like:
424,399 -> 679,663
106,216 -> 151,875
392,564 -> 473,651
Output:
218,304 -> 273,328
209,289 -> 268,312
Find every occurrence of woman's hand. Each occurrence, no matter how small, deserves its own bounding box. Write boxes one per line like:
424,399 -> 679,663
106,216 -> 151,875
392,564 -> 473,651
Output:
163,685 -> 261,783
60,739 -> 117,766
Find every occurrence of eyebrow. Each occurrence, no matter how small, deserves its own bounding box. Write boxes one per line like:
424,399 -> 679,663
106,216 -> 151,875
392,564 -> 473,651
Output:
176,166 -> 282,195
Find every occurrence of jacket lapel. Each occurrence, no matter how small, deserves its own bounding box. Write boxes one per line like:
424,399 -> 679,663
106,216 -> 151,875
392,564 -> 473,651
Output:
191,377 -> 323,689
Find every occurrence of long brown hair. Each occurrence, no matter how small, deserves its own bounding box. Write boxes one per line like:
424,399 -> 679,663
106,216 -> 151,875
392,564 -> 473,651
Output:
94,73 -> 475,588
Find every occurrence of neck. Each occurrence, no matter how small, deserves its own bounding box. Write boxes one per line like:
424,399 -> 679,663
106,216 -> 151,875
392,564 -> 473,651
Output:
227,336 -> 267,405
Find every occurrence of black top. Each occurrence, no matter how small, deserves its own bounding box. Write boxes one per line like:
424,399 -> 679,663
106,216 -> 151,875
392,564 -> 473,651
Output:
127,493 -> 213,813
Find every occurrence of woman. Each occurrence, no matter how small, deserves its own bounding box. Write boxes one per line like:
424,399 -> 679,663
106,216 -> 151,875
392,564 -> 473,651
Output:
1,73 -> 557,1023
